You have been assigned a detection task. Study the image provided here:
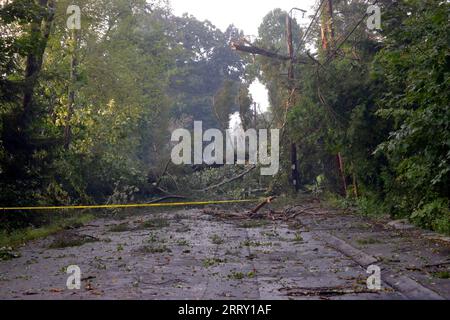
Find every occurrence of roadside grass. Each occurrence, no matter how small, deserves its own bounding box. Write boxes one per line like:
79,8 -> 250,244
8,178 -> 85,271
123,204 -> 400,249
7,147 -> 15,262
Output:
324,193 -> 450,236
324,193 -> 386,218
0,214 -> 95,249
433,271 -> 450,279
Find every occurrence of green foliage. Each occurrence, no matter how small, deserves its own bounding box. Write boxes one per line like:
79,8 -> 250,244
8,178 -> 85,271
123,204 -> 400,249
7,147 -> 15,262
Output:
238,85 -> 254,130
213,80 -> 237,130
0,0 -> 449,238
411,199 -> 450,235
175,165 -> 266,200
250,1 -> 449,234
354,196 -> 388,218
165,15 -> 245,129
0,247 -> 21,261
0,214 -> 94,248
372,0 -> 450,228
1,1 -> 247,231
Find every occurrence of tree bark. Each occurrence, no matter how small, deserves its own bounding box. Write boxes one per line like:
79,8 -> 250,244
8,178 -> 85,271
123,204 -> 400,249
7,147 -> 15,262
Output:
21,0 -> 55,129
286,15 -> 301,192
65,28 -> 79,149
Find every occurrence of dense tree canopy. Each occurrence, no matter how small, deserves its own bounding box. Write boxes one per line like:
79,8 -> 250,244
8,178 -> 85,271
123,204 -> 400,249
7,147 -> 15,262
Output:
0,0 -> 448,235
249,0 -> 449,234
0,0 -> 245,228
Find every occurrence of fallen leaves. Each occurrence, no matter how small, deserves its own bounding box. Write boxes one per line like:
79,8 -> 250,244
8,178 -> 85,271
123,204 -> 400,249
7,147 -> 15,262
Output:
85,282 -> 103,296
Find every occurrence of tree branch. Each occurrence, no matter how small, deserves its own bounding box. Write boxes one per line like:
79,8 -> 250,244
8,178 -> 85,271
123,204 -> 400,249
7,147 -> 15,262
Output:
196,166 -> 257,192
231,42 -> 308,64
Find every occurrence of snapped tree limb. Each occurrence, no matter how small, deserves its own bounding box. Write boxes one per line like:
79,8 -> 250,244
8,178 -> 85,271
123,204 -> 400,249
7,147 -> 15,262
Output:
197,166 -> 257,192
231,42 -> 308,64
251,196 -> 276,214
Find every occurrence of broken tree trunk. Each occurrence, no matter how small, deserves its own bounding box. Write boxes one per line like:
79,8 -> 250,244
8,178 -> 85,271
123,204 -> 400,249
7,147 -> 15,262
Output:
251,197 -> 276,214
231,42 -> 308,64
319,1 -> 347,195
148,196 -> 188,204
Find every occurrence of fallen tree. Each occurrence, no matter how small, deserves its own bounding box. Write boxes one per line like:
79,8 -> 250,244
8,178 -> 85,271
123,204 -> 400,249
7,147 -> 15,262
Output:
195,166 -> 257,192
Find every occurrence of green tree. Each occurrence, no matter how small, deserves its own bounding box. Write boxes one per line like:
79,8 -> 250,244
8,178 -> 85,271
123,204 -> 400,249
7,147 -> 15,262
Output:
373,0 -> 450,232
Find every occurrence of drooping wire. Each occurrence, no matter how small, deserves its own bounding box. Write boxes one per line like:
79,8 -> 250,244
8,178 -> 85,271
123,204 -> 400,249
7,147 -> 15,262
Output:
294,0 -> 327,56
323,0 -> 381,67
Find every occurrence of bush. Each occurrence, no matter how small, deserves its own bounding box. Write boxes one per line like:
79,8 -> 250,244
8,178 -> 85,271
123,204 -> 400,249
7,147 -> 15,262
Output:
411,199 -> 450,235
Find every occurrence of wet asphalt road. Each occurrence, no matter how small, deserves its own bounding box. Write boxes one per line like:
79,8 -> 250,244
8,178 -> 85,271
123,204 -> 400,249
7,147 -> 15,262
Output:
0,204 -> 449,300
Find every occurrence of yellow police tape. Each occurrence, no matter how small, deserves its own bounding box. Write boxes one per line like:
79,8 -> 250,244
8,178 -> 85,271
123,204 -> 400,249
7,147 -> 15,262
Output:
0,199 -> 260,212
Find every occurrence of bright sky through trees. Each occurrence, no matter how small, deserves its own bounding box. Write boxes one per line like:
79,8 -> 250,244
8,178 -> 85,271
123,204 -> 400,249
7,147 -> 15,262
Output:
170,0 -> 316,113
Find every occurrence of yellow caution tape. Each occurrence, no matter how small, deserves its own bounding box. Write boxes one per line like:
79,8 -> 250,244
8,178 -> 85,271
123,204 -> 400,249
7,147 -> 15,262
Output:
0,199 -> 260,212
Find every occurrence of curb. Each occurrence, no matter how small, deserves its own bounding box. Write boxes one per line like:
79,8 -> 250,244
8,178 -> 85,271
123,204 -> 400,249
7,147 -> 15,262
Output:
315,231 -> 445,300
387,220 -> 450,245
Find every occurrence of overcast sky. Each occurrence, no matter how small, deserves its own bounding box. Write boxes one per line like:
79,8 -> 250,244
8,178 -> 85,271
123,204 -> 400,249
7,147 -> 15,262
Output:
170,0 -> 317,36
169,0 -> 317,114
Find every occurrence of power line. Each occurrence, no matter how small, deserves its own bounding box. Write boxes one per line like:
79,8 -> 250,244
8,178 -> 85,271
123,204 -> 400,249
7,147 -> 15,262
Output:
323,0 -> 380,67
294,0 -> 327,56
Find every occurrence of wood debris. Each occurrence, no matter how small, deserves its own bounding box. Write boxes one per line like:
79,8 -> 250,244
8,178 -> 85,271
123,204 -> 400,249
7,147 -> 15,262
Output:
202,198 -> 327,223
279,286 -> 379,297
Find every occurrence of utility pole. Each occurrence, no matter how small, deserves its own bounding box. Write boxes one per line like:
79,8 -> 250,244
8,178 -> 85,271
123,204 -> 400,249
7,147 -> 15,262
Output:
286,12 -> 301,192
286,14 -> 294,81
231,8 -> 306,192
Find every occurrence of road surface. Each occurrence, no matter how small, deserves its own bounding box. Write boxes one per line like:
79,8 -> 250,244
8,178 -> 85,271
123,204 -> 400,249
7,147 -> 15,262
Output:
0,201 -> 449,300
